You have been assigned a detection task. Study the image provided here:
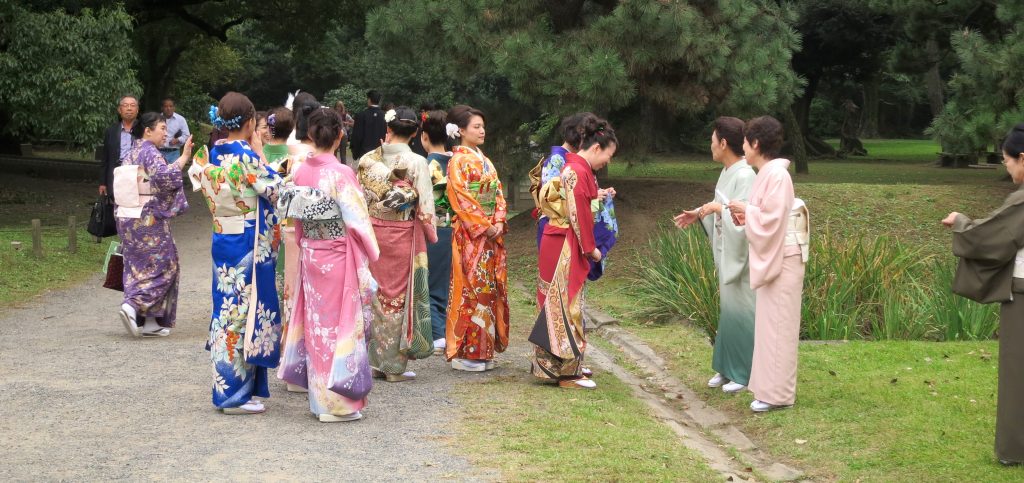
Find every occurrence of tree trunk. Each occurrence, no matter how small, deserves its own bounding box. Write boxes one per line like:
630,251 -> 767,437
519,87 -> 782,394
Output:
860,74 -> 881,138
782,107 -> 809,174
925,33 -> 945,118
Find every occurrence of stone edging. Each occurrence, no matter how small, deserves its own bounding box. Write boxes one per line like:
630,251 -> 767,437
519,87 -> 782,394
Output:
588,318 -> 807,482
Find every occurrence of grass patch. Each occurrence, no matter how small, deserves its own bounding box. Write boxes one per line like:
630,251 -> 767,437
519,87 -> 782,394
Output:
584,304 -> 1023,482
0,177 -> 110,309
452,267 -> 719,482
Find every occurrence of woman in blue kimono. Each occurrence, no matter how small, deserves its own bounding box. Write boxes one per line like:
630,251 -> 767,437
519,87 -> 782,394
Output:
188,92 -> 284,415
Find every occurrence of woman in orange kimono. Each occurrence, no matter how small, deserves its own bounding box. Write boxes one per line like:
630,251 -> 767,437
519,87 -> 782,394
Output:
530,117 -> 617,389
444,105 -> 509,372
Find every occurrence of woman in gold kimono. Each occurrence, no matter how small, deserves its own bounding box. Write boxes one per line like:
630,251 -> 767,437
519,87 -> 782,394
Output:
942,123 -> 1024,466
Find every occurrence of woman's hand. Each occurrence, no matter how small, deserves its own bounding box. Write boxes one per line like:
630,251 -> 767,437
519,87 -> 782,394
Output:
588,248 -> 602,262
598,188 -> 608,201
176,135 -> 194,170
727,200 -> 747,214
731,210 -> 746,226
701,201 -> 723,217
673,210 -> 699,229
941,212 -> 960,228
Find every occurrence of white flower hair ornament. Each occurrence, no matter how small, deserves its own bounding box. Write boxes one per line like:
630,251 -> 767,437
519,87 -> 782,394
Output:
384,109 -> 397,123
446,122 -> 461,138
284,89 -> 300,111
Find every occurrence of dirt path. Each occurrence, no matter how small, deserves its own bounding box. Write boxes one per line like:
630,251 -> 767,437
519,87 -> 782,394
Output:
0,190 -> 495,481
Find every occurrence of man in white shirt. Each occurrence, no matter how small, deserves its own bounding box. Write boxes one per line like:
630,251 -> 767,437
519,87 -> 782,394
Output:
159,97 -> 190,163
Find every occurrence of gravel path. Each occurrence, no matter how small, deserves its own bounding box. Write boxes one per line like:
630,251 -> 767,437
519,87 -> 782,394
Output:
0,190 -> 496,481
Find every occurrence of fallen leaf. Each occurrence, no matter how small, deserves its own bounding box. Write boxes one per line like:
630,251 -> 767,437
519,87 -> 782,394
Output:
828,370 -> 837,376
924,357 -> 932,363
890,378 -> 898,384
970,399 -> 977,403
795,439 -> 807,445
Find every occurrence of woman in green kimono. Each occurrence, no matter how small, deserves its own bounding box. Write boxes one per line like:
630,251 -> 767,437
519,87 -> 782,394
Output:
674,117 -> 756,394
942,123 -> 1024,466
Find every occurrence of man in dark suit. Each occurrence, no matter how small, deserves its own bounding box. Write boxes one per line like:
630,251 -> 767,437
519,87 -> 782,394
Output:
350,90 -> 387,160
99,94 -> 139,196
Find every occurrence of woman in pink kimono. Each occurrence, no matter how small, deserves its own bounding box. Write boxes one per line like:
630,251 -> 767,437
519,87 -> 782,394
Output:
727,115 -> 807,413
278,108 -> 380,422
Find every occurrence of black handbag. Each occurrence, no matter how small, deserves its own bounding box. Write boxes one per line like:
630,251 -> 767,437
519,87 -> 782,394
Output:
87,195 -> 117,238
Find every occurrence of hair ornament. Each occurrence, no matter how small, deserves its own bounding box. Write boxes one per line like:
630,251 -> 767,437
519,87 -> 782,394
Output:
267,113 -> 277,137
446,123 -> 461,138
285,89 -> 300,111
208,105 -> 223,129
384,109 -> 397,123
421,112 -> 428,123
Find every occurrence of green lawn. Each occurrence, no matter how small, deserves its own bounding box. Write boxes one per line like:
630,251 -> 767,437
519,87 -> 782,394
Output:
453,267 -> 719,482
0,178 -> 109,309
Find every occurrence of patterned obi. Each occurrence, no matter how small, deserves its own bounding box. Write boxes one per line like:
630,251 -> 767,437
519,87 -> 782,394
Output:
784,198 -> 810,262
469,179 -> 501,217
300,219 -> 347,240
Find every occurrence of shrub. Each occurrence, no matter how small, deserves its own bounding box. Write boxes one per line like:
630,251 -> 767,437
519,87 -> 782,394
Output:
632,226 -> 999,341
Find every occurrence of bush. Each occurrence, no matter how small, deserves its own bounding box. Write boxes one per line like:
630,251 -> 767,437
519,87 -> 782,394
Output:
633,226 -> 999,341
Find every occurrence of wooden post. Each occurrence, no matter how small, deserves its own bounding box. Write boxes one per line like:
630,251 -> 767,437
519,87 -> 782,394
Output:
67,216 -> 77,253
31,219 -> 42,258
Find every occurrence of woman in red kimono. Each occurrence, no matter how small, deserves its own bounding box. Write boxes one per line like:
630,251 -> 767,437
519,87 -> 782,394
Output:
530,117 -> 617,389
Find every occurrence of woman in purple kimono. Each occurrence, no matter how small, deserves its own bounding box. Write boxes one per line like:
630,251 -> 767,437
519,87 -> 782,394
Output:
116,112 -> 191,337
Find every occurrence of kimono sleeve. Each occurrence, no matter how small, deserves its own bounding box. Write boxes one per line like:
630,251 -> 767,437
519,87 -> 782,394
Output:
446,154 -> 492,238
719,168 -> 755,285
337,167 -> 380,262
745,168 -> 793,259
142,146 -> 183,193
565,165 -> 597,255
241,149 -> 283,204
411,155 -> 436,219
493,170 -> 508,227
950,197 -> 1024,303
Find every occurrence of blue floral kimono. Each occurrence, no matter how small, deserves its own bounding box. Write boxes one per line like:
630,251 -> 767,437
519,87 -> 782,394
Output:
188,140 -> 283,409
588,196 -> 619,280
536,146 -> 569,248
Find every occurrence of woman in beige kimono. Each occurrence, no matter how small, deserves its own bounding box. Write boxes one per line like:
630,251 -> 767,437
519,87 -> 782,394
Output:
358,106 -> 436,381
942,124 -> 1024,466
727,115 -> 807,413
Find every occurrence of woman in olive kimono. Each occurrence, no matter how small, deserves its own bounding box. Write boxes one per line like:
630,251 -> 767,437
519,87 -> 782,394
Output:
358,106 -> 436,382
530,118 -> 617,389
727,116 -> 807,413
421,110 -> 455,354
942,124 -> 1024,466
675,117 -> 756,394
188,92 -> 283,415
116,112 -> 191,338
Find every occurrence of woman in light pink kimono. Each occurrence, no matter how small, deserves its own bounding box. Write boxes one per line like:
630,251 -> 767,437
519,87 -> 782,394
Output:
278,107 -> 380,422
728,115 -> 807,413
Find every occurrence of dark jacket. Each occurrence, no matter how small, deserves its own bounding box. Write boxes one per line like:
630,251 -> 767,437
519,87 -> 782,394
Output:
350,105 -> 387,160
99,120 -> 136,192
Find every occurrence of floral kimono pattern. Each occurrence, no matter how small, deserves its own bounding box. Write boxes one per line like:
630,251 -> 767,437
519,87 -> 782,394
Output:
115,140 -> 188,328
188,140 -> 283,409
280,153 -> 380,417
531,153 -> 597,379
444,146 -> 509,361
357,144 -> 436,375
275,143 -> 313,384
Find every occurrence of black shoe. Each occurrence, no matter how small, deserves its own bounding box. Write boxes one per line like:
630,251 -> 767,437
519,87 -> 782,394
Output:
999,459 -> 1022,467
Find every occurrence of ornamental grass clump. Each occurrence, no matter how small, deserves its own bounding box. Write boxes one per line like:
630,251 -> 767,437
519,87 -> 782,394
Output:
632,226 -> 998,341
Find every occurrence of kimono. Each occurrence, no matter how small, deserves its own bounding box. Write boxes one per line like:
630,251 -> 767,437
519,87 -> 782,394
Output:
950,185 -> 1024,463
426,152 -> 455,341
699,159 -> 756,386
115,140 -> 188,328
532,145 -> 618,279
533,146 -> 569,248
281,153 -> 380,417
530,153 -> 597,379
188,140 -> 283,409
358,143 -> 436,375
744,158 -> 804,407
445,145 -> 509,362
275,143 -> 313,384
